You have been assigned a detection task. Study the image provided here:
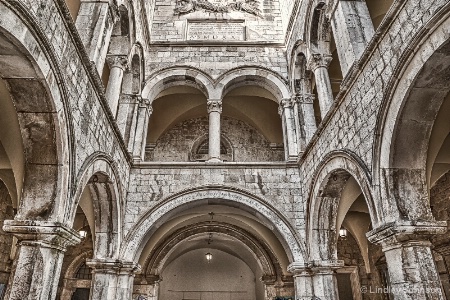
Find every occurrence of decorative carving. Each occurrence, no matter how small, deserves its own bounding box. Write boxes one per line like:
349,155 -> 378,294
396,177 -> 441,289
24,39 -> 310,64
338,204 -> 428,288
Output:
308,53 -> 332,71
207,100 -> 223,113
174,0 -> 263,18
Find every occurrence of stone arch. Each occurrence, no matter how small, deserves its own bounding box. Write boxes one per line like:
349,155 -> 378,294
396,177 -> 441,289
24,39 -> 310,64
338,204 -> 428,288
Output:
0,3 -> 72,222
306,1 -> 331,54
216,67 -> 291,101
307,151 -> 379,262
142,67 -> 215,103
143,222 -> 279,280
69,153 -> 123,259
121,186 -> 306,264
375,9 -> 450,222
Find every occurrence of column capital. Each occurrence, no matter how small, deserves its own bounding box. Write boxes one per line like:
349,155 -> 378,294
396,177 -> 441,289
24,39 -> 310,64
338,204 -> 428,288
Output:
106,55 -> 128,70
308,53 -> 333,71
207,100 -> 222,114
86,258 -> 141,275
3,220 -> 81,251
278,98 -> 294,116
367,220 -> 447,250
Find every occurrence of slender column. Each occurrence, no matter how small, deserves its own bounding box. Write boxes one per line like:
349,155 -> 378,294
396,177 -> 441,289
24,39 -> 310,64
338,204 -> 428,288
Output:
292,94 -> 317,152
75,0 -> 118,73
132,98 -> 152,162
308,54 -> 334,117
87,258 -> 140,300
367,221 -> 447,300
207,100 -> 222,162
116,94 -> 139,140
2,220 -> 80,300
311,261 -> 342,300
278,98 -> 299,161
331,0 -> 375,76
105,56 -> 128,117
288,262 -> 314,300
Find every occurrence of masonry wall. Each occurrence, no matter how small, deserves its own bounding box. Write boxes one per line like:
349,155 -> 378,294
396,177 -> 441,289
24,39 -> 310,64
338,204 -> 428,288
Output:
150,116 -> 284,162
124,165 -> 303,236
0,181 -> 13,285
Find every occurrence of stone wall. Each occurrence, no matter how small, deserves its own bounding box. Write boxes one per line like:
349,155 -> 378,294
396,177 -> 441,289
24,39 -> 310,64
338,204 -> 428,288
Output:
124,164 -> 302,235
146,45 -> 288,79
150,116 -> 284,162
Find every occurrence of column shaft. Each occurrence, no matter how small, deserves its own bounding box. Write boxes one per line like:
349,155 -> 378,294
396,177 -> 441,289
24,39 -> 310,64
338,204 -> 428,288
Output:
105,56 -> 128,117
207,100 -> 222,162
309,54 -> 334,117
294,94 -> 317,152
331,0 -> 375,75
132,99 -> 152,162
279,98 -> 299,161
75,1 -> 117,73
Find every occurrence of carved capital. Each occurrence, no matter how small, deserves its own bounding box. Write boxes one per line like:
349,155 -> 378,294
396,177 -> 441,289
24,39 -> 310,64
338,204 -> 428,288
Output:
278,98 -> 293,116
367,221 -> 447,250
86,258 -> 141,275
308,53 -> 333,71
106,55 -> 128,70
207,100 -> 222,114
2,220 -> 81,251
293,93 -> 315,104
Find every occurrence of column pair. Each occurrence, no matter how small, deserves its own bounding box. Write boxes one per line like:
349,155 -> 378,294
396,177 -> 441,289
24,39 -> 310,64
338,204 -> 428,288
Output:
288,261 -> 342,300
87,258 -> 140,300
2,220 -> 81,300
367,221 -> 447,300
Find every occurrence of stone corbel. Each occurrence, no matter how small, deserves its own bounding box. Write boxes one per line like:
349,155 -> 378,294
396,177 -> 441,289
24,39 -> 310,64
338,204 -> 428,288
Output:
2,220 -> 81,251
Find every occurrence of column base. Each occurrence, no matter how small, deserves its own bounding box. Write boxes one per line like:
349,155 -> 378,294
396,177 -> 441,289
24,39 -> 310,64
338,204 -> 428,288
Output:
206,157 -> 223,163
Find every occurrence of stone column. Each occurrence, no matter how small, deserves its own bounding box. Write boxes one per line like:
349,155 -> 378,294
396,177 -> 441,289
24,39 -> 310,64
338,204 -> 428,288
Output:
105,56 -> 128,117
278,98 -> 299,161
308,54 -> 334,117
2,220 -> 80,300
132,98 -> 152,162
87,258 -> 140,300
311,261 -> 342,300
116,94 -> 139,140
207,100 -> 222,162
367,221 -> 447,300
288,262 -> 314,300
331,0 -> 375,76
75,0 -> 118,73
292,94 -> 317,152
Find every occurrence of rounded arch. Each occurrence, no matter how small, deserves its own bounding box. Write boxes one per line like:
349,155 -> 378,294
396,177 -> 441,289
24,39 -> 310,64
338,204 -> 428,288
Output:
375,9 -> 450,221
142,67 -> 215,102
122,42 -> 145,94
0,3 -> 72,222
143,222 -> 278,279
121,186 -> 306,264
69,153 -> 123,259
307,151 -> 379,261
216,67 -> 291,101
305,0 -> 331,54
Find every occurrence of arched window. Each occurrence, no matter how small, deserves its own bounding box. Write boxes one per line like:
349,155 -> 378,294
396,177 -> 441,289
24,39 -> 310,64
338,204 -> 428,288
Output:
74,262 -> 92,280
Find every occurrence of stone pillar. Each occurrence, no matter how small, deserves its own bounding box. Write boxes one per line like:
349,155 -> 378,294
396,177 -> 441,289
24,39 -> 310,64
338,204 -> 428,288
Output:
116,94 -> 139,140
105,56 -> 128,117
288,262 -> 314,300
292,94 -> 317,151
311,261 -> 342,300
2,220 -> 80,300
75,0 -> 118,73
331,0 -> 375,76
207,100 -> 222,162
278,98 -> 299,161
308,54 -> 334,117
132,98 -> 152,162
367,221 -> 447,300
87,258 -> 140,300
